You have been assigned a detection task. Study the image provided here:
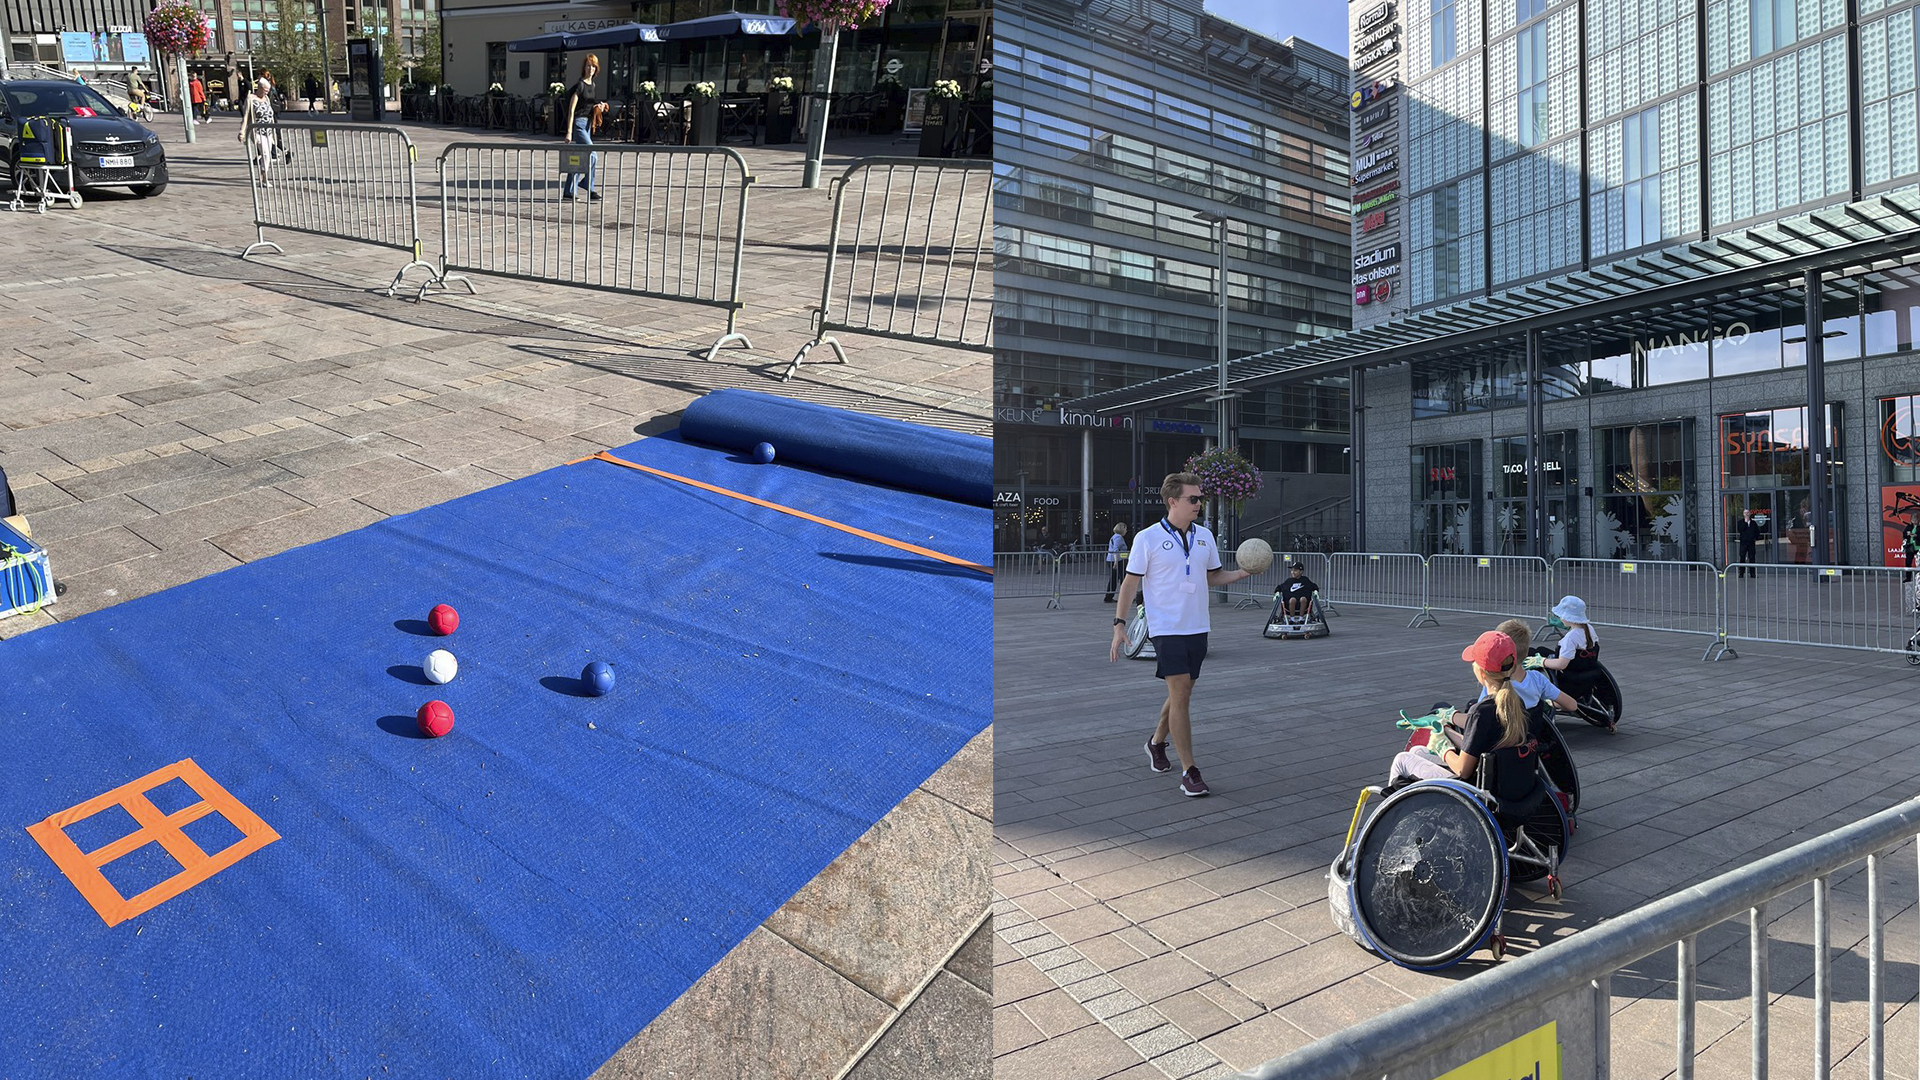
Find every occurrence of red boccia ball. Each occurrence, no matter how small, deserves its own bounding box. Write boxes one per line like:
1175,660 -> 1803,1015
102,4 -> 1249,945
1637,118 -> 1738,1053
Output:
428,604 -> 460,636
417,700 -> 454,738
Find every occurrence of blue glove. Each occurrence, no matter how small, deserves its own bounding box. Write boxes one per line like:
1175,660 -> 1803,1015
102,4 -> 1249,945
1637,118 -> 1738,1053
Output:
1523,654 -> 1546,670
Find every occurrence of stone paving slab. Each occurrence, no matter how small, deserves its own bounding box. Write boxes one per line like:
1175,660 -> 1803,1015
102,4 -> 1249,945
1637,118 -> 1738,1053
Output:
1,118 -> 987,1077
995,597 -> 1920,1078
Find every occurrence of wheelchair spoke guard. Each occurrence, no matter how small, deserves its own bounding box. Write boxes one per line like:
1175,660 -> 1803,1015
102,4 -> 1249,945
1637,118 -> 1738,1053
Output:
1350,780 -> 1507,969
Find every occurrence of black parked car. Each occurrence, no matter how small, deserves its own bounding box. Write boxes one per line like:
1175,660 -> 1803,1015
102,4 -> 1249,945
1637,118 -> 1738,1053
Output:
1,80 -> 168,197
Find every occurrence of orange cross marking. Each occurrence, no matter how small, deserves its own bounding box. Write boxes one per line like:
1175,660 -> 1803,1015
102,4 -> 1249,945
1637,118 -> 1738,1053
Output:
26,759 -> 279,928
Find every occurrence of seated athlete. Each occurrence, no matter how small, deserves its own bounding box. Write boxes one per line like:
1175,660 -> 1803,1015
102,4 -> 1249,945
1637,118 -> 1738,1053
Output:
1480,619 -> 1579,727
1526,595 -> 1603,702
1275,562 -> 1320,618
1385,631 -> 1542,813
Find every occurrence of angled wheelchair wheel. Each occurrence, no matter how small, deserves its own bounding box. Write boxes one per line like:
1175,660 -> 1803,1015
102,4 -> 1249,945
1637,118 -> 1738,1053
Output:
1262,593 -> 1287,639
1348,779 -> 1508,970
1533,721 -> 1580,818
1124,604 -> 1152,660
1508,791 -> 1570,884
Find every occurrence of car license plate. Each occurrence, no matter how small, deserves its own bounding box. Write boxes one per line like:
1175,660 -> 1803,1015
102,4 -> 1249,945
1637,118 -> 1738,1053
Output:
98,155 -> 134,168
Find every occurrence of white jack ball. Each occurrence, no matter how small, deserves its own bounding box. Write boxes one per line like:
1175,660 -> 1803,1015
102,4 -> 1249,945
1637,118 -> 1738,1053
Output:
424,649 -> 459,685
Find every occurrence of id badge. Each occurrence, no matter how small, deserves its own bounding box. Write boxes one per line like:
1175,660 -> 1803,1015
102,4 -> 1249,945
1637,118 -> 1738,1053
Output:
1181,581 -> 1197,594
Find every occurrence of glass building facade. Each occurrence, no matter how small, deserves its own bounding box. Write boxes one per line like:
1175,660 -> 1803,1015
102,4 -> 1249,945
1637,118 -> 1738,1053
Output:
994,0 -> 1353,551
1338,0 -> 1920,567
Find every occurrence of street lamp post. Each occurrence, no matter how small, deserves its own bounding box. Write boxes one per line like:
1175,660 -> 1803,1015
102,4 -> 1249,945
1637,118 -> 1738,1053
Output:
1195,210 -> 1235,544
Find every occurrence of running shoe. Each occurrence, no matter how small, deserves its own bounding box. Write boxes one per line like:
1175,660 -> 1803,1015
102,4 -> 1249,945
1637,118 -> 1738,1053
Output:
1145,740 -> 1172,773
1181,767 -> 1209,797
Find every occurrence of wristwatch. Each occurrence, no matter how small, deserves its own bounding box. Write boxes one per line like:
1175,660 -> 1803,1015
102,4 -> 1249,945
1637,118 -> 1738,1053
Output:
1113,617 -> 1126,625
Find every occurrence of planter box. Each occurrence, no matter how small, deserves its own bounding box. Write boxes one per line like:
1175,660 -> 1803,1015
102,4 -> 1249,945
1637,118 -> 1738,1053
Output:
764,90 -> 796,144
690,98 -> 720,145
918,99 -> 964,158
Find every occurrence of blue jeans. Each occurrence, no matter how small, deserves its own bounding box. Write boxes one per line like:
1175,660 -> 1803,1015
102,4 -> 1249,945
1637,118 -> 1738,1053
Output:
563,118 -> 597,196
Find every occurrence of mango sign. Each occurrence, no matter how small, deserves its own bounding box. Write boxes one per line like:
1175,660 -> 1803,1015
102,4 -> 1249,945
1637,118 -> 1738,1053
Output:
1433,1022 -> 1559,1080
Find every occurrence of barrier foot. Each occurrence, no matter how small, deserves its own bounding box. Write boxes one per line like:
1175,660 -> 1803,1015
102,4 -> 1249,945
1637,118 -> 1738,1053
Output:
703,331 -> 753,362
1703,640 -> 1737,662
1321,601 -> 1340,617
240,240 -> 284,259
386,260 -> 439,298
417,273 -> 476,301
783,335 -> 849,383
1407,610 -> 1438,629
1233,597 -> 1260,610
1046,596 -> 1061,611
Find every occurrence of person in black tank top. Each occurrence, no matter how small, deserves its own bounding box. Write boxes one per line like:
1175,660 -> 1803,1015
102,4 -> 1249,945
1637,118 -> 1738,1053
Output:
562,54 -> 603,200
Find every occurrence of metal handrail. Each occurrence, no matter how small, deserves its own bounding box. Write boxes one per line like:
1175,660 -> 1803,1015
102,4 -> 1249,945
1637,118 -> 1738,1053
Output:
1241,797 -> 1920,1079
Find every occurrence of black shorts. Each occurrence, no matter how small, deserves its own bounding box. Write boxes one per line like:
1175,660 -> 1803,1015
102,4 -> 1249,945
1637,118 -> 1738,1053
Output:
1154,632 -> 1207,681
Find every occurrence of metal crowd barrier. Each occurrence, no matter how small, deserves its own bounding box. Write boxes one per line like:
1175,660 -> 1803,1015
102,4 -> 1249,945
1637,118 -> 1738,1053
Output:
1054,550 -> 1118,603
1230,551 -> 1336,613
1548,557 -> 1724,657
1240,797 -> 1920,1080
1720,563 -> 1917,659
991,552 -> 1060,608
240,121 -> 437,296
1425,554 -> 1551,622
1329,553 -> 1435,628
429,143 -> 755,360
785,158 -> 992,381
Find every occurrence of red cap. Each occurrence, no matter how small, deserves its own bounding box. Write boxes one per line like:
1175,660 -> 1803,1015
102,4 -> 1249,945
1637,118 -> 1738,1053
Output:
1461,630 -> 1517,673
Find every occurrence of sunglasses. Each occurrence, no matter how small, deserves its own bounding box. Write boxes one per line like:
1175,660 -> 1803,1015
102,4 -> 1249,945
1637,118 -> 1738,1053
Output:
1179,495 -> 1205,505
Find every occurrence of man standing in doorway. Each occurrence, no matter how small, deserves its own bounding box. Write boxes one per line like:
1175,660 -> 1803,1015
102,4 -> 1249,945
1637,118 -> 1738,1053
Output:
1109,472 -> 1252,797
188,75 -> 207,123
1736,507 -> 1761,578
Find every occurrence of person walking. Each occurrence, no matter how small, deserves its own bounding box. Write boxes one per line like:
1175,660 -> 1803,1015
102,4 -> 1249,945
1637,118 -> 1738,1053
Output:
189,75 -> 208,124
1109,472 -> 1252,798
561,55 -> 606,201
237,78 -> 278,186
1102,521 -> 1128,603
1902,515 -> 1919,582
1736,507 -> 1761,578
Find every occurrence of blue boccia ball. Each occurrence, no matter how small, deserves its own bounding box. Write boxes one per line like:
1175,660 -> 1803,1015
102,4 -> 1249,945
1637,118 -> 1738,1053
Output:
583,661 -> 615,697
753,441 -> 776,465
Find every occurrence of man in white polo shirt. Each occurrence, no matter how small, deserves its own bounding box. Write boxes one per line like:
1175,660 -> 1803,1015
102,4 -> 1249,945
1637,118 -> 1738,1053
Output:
1108,472 -> 1252,797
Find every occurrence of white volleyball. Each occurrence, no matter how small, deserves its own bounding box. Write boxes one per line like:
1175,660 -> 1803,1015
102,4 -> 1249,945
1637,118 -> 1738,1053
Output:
424,649 -> 459,685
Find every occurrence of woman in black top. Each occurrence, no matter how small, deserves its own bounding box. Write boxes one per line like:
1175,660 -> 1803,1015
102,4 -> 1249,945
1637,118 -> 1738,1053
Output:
563,54 -> 603,201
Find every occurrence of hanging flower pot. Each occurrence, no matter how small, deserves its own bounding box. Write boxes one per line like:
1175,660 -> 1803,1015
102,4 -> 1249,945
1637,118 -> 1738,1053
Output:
1184,447 -> 1264,517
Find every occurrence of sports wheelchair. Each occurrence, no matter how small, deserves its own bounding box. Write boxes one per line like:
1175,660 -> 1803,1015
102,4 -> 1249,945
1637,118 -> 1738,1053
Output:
1527,640 -> 1622,732
1327,703 -> 1574,969
1123,599 -> 1155,661
1264,591 -> 1330,639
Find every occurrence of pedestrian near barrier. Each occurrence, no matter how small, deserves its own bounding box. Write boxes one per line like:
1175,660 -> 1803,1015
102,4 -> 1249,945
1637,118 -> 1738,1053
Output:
238,120 -> 438,297
785,157 -> 991,381
1737,508 -> 1761,578
1103,521 -> 1129,603
560,55 -> 604,202
430,142 -> 755,362
1109,472 -> 1252,799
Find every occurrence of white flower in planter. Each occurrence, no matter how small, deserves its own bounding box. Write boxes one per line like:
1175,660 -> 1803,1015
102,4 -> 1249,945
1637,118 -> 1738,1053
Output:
931,79 -> 964,99
691,81 -> 718,99
487,82 -> 504,93
770,76 -> 795,92
549,82 -> 566,95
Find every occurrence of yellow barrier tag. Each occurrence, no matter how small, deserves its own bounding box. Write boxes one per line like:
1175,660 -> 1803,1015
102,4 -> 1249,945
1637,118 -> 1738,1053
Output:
1477,557 -> 1491,568
1620,563 -> 1637,574
1370,555 -> 1381,561
1434,1021 -> 1559,1080
1821,568 -> 1841,576
309,129 -> 328,148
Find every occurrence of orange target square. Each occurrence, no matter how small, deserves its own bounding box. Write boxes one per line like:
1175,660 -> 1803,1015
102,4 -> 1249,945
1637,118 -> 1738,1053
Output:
26,759 -> 279,927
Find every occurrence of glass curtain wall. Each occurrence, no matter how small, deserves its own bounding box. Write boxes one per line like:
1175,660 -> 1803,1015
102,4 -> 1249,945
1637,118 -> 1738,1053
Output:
1595,420 -> 1695,560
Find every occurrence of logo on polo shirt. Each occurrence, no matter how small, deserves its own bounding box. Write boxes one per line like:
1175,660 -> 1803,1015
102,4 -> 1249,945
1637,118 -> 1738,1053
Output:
1163,541 -> 1174,549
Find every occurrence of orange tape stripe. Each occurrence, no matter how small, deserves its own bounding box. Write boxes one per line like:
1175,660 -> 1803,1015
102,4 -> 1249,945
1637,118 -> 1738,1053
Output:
26,759 -> 280,928
569,450 -> 991,575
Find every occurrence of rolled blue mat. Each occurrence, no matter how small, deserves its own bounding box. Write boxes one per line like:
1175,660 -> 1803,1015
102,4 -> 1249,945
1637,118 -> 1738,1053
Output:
679,389 -> 990,506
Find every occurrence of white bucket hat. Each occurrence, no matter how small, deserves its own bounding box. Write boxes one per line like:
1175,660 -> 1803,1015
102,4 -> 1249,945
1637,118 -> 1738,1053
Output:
1551,595 -> 1589,623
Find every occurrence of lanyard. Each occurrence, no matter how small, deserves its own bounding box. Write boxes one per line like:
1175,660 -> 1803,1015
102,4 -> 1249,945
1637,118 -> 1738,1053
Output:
1162,519 -> 1194,576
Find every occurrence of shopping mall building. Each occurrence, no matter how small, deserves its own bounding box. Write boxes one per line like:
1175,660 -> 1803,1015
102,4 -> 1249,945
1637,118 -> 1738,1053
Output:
1075,0 -> 1920,569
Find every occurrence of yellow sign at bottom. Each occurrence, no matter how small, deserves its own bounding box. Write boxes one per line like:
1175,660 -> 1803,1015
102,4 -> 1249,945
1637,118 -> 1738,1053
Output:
1434,1021 -> 1559,1080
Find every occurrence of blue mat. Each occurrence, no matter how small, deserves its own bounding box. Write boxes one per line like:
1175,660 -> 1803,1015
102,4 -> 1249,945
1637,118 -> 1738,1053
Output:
0,398 -> 989,1077
680,389 -> 992,506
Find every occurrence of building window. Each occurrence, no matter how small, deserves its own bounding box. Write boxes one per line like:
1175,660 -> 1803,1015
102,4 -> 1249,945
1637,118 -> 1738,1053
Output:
1433,182 -> 1463,297
1517,0 -> 1545,21
1621,105 -> 1660,247
1860,8 -> 1920,187
1879,395 -> 1920,566
1495,432 -> 1578,557
1719,405 -> 1843,564
487,43 -> 506,87
1412,441 -> 1481,555
1517,22 -> 1549,147
1596,420 -> 1695,560
1750,0 -> 1797,59
1431,0 -> 1459,66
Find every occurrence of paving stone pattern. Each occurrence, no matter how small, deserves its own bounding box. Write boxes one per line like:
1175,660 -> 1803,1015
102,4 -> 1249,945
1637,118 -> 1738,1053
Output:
0,119 -> 989,1078
994,597 -> 1920,1078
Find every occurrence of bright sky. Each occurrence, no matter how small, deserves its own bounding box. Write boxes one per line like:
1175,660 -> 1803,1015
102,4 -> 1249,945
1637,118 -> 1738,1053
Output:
1204,0 -> 1351,57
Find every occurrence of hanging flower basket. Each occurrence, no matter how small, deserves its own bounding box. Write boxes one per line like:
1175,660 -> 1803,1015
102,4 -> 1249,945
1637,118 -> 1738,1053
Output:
145,2 -> 211,58
1184,447 -> 1264,515
776,0 -> 891,31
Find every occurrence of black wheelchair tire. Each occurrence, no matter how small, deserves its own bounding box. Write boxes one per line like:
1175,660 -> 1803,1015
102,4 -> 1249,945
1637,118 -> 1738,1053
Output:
1534,720 -> 1580,818
1348,779 -> 1507,970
